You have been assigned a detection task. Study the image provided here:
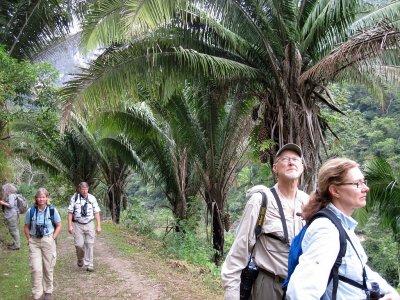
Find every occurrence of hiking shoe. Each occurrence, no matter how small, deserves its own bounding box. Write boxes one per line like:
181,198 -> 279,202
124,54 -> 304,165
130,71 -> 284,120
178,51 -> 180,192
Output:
7,245 -> 20,250
77,260 -> 84,267
86,267 -> 94,272
44,293 -> 52,300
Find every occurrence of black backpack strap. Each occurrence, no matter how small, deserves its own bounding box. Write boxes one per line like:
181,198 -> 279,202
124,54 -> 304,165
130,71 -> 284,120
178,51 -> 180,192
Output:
310,209 -> 347,300
49,205 -> 55,227
338,275 -> 365,289
29,205 -> 38,230
270,187 -> 289,245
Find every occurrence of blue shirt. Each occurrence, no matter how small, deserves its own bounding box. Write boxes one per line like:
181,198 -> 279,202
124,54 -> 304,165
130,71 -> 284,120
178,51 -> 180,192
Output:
24,205 -> 61,237
286,203 -> 396,300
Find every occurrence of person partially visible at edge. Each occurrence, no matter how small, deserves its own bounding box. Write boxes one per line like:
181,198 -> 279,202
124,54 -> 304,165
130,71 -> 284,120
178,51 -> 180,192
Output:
67,182 -> 101,272
286,158 -> 400,300
0,183 -> 21,250
221,143 -> 309,300
24,187 -> 62,300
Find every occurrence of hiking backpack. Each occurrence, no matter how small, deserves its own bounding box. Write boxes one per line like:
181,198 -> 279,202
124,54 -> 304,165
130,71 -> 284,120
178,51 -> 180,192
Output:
15,193 -> 28,214
282,208 -> 367,300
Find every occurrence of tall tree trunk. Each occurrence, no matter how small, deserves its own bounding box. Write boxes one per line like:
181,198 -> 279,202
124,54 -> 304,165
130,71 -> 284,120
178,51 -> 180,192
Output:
107,185 -> 122,224
205,191 -> 225,265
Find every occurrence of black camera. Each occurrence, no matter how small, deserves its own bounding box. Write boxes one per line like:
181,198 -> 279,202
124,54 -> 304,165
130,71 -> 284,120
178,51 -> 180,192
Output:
240,256 -> 259,300
35,224 -> 47,238
81,202 -> 88,217
366,282 -> 383,299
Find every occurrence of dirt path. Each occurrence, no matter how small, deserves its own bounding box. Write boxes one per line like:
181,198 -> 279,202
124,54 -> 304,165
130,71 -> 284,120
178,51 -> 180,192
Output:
52,223 -> 223,300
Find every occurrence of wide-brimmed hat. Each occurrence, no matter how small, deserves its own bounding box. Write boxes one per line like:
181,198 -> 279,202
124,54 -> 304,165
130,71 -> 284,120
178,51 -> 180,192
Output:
275,143 -> 302,158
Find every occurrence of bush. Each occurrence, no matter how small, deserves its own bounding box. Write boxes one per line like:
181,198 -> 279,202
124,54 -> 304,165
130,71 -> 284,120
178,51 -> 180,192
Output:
163,226 -> 220,277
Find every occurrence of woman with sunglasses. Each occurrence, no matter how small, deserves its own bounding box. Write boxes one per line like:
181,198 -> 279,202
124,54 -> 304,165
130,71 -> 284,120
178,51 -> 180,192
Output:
286,158 -> 399,300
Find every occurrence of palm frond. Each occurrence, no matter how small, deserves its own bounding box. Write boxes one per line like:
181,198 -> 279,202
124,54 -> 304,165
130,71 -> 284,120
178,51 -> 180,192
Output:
351,1 -> 400,32
81,0 -> 129,52
301,0 -> 358,57
300,22 -> 400,85
365,157 -> 400,240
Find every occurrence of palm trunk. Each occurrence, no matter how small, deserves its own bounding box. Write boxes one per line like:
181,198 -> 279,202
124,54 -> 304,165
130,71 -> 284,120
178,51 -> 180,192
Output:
107,185 -> 123,224
205,191 -> 225,265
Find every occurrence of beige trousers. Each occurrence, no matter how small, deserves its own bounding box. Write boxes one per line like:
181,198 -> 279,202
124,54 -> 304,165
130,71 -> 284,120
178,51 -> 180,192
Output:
252,271 -> 284,300
73,221 -> 95,268
29,235 -> 57,300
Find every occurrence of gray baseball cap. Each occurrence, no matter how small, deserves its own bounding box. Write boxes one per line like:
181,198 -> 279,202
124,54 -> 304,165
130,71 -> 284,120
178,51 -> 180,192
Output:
275,143 -> 302,158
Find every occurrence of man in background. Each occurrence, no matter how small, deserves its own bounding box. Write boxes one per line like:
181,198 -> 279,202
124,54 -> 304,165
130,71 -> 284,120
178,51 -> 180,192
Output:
67,182 -> 101,272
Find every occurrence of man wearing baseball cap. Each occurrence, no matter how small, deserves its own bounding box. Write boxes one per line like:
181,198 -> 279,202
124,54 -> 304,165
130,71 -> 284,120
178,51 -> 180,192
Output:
222,143 -> 309,300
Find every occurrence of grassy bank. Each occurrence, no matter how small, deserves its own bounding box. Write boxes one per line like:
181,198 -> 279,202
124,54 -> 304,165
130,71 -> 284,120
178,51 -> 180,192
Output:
0,217 -> 31,300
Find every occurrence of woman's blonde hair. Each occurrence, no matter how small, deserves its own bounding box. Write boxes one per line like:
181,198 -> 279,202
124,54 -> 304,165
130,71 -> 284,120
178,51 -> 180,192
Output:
34,187 -> 51,205
302,158 -> 358,222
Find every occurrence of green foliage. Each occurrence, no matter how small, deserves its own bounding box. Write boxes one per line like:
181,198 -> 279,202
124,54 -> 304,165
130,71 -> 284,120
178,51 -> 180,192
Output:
365,158 -> 400,242
120,197 -> 163,236
361,215 -> 399,287
0,150 -> 13,183
0,46 -> 61,185
44,174 -> 76,206
0,0 -> 75,59
226,160 -> 273,223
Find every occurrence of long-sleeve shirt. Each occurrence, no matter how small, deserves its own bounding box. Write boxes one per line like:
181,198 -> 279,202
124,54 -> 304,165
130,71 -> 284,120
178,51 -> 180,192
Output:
286,203 -> 397,300
221,184 -> 309,300
3,194 -> 18,219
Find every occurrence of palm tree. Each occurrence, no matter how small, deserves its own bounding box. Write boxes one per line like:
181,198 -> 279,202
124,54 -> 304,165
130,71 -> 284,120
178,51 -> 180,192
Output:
94,100 -> 199,229
63,0 -> 400,192
94,83 -> 255,259
12,112 -> 135,223
11,115 -> 99,188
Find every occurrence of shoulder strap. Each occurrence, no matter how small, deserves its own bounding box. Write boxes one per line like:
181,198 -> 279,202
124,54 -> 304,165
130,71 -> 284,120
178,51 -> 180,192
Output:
311,209 -> 346,300
49,205 -> 55,227
249,192 -> 268,257
29,206 -> 38,230
255,192 -> 267,238
270,187 -> 289,245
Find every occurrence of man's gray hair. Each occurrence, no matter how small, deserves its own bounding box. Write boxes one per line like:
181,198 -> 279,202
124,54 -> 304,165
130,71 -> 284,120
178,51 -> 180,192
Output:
79,182 -> 89,188
2,183 -> 17,196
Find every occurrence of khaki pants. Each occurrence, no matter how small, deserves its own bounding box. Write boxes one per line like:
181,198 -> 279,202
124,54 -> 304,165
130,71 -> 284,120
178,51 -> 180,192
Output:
29,235 -> 57,300
252,271 -> 284,300
73,221 -> 95,268
4,215 -> 20,248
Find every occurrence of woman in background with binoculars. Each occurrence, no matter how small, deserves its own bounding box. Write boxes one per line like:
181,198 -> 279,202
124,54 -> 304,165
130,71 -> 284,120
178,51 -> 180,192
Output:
24,187 -> 62,300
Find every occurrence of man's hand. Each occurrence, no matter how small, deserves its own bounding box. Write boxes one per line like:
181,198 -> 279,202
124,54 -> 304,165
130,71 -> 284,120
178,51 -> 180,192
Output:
96,226 -> 102,234
68,225 -> 75,234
